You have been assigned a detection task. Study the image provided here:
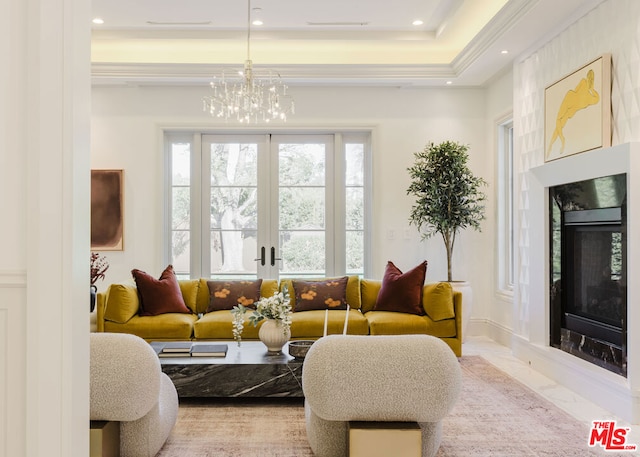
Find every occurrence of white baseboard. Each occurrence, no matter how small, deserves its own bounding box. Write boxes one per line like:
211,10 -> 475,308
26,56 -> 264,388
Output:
466,318 -> 512,348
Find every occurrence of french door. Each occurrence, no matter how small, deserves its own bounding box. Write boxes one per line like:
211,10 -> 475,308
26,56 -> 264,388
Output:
202,134 -> 333,279
168,132 -> 366,280
165,133 -> 370,279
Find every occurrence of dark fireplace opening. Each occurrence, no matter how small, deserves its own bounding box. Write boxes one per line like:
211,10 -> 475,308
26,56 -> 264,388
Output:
549,174 -> 627,376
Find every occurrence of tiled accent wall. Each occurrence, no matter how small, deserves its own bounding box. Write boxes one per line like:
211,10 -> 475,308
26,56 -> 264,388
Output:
513,0 -> 640,338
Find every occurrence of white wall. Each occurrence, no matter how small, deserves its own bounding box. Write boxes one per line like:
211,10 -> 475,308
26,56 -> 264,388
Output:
91,84 -> 493,317
1,0 -> 91,456
483,69 -> 515,343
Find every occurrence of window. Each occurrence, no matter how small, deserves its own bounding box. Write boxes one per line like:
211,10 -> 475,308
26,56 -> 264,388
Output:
497,117 -> 514,293
165,132 -> 370,280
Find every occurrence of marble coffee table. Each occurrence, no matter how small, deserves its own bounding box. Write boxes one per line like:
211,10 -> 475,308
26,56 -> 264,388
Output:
150,341 -> 304,398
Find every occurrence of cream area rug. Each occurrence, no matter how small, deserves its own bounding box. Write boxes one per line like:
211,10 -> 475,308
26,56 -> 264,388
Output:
157,356 -> 625,457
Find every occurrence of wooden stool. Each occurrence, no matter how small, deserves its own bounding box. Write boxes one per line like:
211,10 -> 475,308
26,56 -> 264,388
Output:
349,421 -> 422,457
90,421 -> 120,457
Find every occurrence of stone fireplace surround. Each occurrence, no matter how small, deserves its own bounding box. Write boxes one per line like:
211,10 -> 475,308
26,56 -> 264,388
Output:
519,142 -> 640,424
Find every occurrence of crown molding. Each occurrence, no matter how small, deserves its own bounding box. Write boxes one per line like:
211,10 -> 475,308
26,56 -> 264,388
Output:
91,62 -> 458,87
452,0 -> 537,74
92,29 -> 438,42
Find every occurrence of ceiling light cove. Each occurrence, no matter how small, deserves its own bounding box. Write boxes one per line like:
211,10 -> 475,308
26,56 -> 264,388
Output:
307,22 -> 369,27
146,21 -> 212,26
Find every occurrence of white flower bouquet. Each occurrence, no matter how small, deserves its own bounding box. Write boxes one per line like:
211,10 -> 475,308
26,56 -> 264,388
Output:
231,286 -> 292,345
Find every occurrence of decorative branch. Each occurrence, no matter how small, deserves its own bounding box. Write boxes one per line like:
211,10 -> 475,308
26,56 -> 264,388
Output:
90,252 -> 109,285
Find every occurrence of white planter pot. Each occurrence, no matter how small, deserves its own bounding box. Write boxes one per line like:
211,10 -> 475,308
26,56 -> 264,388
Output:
258,319 -> 291,355
448,281 -> 473,343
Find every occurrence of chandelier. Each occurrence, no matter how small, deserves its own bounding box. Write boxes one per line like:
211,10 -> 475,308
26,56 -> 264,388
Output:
202,0 -> 295,123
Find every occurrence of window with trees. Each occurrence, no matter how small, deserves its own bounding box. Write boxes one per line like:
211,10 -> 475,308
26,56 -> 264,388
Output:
165,132 -> 370,280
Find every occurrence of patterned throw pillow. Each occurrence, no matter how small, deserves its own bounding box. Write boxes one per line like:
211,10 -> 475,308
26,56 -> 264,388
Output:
131,265 -> 192,316
206,279 -> 263,312
373,261 -> 427,315
292,277 -> 348,312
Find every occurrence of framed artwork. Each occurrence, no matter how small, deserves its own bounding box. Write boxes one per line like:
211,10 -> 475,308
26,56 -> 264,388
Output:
544,54 -> 611,162
91,169 -> 124,251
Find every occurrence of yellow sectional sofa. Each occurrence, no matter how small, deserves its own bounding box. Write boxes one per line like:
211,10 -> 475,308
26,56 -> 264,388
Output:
96,276 -> 462,356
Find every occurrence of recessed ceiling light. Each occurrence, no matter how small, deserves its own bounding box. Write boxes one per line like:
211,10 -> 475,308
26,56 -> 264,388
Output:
252,20 -> 264,26
92,18 -> 104,25
501,50 -> 509,54
446,81 -> 453,85
412,20 -> 424,26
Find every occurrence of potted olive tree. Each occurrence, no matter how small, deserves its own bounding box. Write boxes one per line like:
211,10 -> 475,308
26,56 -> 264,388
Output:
407,141 -> 487,339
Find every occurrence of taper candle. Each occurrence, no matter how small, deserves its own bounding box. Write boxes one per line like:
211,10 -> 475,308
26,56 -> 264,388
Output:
342,305 -> 350,335
323,308 -> 328,336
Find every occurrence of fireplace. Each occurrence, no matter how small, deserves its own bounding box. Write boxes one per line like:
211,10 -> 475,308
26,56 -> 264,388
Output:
549,173 -> 627,376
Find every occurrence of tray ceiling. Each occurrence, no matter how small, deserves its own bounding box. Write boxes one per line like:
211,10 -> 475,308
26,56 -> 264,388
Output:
91,0 -> 604,87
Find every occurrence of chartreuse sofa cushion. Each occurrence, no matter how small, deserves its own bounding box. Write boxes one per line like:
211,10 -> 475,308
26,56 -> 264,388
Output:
179,279 -> 201,314
103,284 -> 139,324
194,311 -> 262,340
290,309 -> 369,338
104,313 -> 198,340
422,281 -> 455,321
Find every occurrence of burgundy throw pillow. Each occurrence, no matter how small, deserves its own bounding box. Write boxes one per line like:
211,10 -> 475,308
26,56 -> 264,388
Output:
292,277 -> 348,312
373,261 -> 428,315
132,265 -> 192,316
206,279 -> 263,312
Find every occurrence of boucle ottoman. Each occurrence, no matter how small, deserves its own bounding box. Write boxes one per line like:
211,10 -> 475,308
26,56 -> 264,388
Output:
90,333 -> 179,457
302,334 -> 461,457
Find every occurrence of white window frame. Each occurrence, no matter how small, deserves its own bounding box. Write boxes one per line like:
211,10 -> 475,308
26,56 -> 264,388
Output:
163,130 -> 372,279
497,115 -> 515,295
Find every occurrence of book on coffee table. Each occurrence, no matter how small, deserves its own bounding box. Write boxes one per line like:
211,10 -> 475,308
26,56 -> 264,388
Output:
190,344 -> 228,357
158,351 -> 191,358
161,342 -> 193,353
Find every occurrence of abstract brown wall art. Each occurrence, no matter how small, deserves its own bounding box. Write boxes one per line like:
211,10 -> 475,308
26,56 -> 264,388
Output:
91,169 -> 124,250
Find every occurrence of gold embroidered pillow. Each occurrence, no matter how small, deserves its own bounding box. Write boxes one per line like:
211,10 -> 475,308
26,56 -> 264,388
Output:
292,277 -> 348,312
206,279 -> 263,312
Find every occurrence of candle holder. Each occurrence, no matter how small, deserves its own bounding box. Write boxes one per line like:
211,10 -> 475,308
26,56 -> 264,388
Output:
288,340 -> 315,359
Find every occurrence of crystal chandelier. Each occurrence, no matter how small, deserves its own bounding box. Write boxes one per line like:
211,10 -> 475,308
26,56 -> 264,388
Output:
202,0 -> 295,123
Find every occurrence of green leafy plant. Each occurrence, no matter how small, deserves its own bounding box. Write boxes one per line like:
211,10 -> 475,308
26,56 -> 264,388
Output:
231,286 -> 292,345
407,141 -> 487,281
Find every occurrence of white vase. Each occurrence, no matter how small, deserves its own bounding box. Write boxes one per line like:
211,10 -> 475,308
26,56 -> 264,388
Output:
258,319 -> 291,354
448,281 -> 473,343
